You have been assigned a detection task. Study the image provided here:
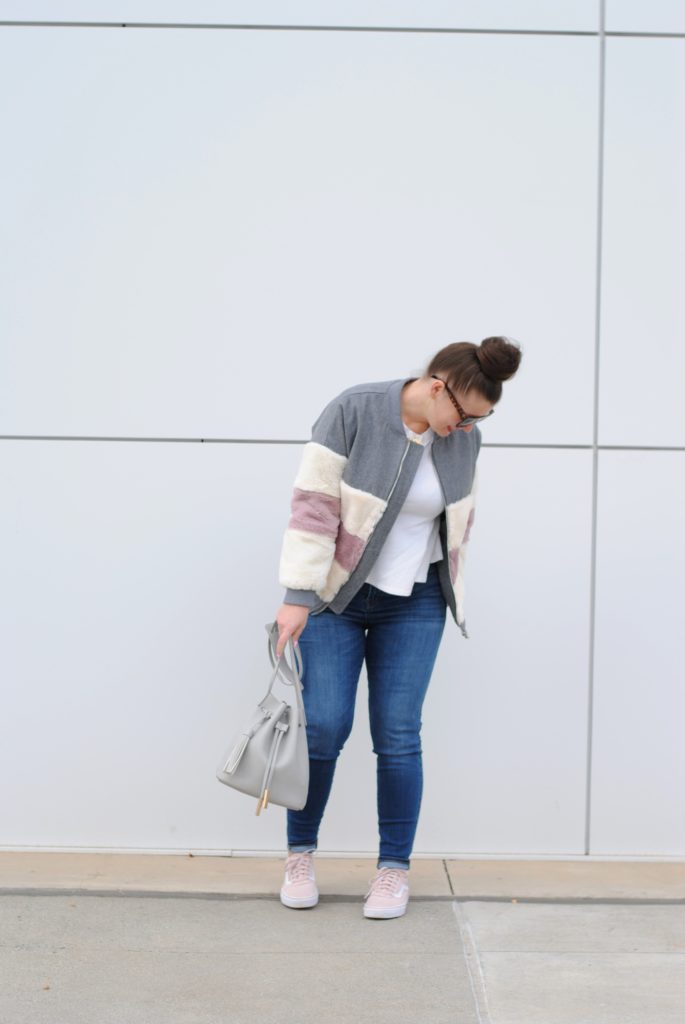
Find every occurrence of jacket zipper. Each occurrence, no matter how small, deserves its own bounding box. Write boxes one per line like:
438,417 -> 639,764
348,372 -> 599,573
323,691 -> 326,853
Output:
310,438 -> 412,617
386,439 -> 412,503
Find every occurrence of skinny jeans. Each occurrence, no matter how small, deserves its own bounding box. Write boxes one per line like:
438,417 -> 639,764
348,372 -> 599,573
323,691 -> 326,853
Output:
287,560 -> 447,870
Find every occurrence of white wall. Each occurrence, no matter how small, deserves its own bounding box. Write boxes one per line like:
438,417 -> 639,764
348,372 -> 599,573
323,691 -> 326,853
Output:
1,1 -> 683,859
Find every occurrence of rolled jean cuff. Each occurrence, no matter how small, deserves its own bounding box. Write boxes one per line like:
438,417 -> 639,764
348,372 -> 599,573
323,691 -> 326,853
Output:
377,859 -> 410,870
288,845 -> 317,853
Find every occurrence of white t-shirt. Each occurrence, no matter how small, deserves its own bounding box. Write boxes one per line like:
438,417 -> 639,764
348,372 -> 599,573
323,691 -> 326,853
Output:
364,421 -> 445,596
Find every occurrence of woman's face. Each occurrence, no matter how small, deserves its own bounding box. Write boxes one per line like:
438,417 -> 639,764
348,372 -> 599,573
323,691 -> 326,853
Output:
430,380 -> 494,436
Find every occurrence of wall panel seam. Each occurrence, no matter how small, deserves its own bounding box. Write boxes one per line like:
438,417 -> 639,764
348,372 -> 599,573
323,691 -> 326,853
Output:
2,437 -> 685,451
0,21 -> 684,39
585,0 -> 606,858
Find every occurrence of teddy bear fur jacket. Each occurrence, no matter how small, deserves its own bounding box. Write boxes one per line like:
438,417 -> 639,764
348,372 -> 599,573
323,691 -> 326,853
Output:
278,376 -> 482,638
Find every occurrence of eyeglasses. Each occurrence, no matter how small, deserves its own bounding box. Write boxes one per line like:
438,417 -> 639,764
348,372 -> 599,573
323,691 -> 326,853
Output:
430,375 -> 495,427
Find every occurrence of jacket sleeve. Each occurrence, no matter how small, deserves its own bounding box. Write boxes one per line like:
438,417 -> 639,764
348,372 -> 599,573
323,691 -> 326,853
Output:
279,395 -> 350,608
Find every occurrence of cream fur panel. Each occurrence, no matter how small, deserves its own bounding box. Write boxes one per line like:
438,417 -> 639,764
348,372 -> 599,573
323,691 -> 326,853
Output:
339,480 -> 388,541
279,528 -> 336,591
319,560 -> 351,603
445,492 -> 475,549
293,442 -> 348,499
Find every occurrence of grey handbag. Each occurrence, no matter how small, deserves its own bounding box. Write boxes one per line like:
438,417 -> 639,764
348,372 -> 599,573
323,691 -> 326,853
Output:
216,622 -> 309,814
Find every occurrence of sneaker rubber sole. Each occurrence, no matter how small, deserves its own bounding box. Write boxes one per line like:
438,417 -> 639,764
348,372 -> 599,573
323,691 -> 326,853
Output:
280,889 -> 319,909
363,901 -> 408,919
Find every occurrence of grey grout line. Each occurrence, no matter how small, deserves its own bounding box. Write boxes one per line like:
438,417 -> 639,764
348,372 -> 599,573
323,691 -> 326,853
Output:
1,436 -> 684,452
0,22 -> 616,36
1,888 -> 684,905
451,902 -> 493,1024
608,31 -> 685,39
480,444 -> 685,451
584,0 -> 606,860
588,444 -> 685,451
1,21 -> 685,39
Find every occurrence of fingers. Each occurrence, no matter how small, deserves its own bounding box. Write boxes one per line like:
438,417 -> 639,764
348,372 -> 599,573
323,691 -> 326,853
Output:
275,605 -> 309,657
276,631 -> 291,659
276,628 -> 305,658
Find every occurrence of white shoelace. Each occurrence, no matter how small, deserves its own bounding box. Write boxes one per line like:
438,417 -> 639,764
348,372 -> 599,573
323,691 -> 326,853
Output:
365,867 -> 408,899
286,852 -> 314,882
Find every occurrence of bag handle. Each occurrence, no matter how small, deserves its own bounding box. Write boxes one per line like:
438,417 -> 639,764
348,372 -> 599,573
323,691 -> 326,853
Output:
265,621 -> 304,683
255,622 -> 306,725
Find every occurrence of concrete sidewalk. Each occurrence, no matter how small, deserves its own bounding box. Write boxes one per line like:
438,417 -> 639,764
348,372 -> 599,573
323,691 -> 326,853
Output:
1,853 -> 684,1024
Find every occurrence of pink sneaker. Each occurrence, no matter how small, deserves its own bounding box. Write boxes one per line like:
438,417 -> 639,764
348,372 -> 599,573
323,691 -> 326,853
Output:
363,867 -> 410,919
280,851 -> 319,909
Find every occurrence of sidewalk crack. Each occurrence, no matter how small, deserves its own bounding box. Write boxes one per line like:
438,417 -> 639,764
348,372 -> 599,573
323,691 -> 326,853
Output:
452,901 -> 493,1024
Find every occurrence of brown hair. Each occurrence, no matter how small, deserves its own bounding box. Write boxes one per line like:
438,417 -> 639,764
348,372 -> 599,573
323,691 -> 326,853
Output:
425,336 -> 522,405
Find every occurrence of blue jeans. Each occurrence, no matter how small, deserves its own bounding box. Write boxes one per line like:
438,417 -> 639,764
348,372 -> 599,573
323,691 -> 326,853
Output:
287,560 -> 447,871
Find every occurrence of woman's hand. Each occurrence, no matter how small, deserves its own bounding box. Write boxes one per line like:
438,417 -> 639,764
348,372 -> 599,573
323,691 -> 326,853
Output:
275,603 -> 310,658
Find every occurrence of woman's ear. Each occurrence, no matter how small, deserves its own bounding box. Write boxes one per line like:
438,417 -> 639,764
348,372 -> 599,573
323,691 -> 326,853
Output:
431,378 -> 446,400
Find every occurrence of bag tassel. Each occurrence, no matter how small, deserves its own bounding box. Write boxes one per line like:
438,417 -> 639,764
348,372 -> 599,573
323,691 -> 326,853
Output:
222,733 -> 251,774
256,718 -> 289,815
222,705 -> 274,774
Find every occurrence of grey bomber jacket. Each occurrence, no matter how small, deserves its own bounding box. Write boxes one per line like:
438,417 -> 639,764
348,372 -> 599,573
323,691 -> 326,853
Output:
278,377 -> 482,638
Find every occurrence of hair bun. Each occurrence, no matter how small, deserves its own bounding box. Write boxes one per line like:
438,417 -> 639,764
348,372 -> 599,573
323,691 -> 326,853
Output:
476,336 -> 522,383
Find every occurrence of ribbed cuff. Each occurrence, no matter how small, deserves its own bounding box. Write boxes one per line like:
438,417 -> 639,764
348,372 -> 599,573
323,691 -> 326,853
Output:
283,588 -> 320,609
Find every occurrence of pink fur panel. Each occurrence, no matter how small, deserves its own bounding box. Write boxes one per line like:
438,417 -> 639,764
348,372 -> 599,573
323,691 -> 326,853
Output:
334,524 -> 366,573
288,488 -> 341,539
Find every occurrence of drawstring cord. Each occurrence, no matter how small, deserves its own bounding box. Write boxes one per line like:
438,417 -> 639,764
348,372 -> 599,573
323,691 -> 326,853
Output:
256,713 -> 290,815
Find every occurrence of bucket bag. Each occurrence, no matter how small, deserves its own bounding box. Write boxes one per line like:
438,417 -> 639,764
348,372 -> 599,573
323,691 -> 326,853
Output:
216,622 -> 309,814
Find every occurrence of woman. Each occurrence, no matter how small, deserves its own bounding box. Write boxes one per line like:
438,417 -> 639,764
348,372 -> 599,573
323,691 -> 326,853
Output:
275,336 -> 522,919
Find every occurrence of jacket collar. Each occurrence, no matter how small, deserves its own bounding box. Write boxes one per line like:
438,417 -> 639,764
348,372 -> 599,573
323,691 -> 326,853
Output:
385,375 -> 478,453
385,377 -> 418,437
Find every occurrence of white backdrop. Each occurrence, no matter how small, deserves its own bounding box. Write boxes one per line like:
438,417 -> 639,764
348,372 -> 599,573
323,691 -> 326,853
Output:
1,0 -> 683,859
